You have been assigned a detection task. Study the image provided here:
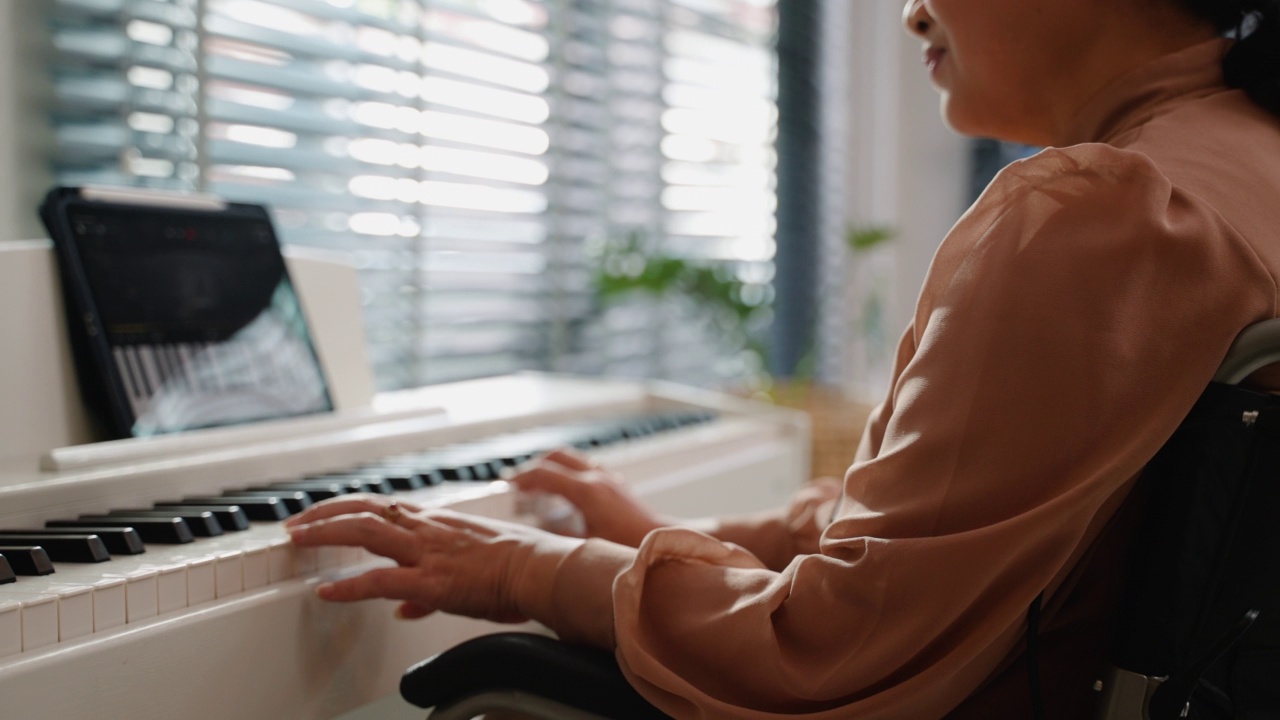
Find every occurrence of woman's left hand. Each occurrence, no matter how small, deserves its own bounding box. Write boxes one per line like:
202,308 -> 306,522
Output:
285,494 -> 576,623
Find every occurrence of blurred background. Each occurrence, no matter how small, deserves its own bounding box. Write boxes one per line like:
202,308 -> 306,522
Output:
0,0 -> 1024,476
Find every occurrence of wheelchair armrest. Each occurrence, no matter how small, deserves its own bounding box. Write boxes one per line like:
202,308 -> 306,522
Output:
400,632 -> 671,720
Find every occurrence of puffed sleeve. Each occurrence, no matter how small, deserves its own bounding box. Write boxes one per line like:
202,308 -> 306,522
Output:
685,478 -> 842,572
557,145 -> 1276,718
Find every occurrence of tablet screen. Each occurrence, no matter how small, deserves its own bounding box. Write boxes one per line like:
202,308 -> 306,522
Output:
56,197 -> 332,437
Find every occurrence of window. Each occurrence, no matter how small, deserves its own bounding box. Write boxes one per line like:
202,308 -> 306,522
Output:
46,0 -> 778,391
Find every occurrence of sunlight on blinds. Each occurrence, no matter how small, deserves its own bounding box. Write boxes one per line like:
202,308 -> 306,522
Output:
47,0 -> 778,391
198,0 -> 555,388
570,0 -> 777,385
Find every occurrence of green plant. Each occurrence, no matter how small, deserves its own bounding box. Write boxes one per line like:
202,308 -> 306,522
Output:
595,230 -> 770,328
846,224 -> 895,252
592,230 -> 772,387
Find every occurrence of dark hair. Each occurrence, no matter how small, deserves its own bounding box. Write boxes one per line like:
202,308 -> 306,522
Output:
1180,0 -> 1280,115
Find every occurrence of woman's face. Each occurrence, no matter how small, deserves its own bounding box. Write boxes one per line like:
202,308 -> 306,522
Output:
902,0 -> 1100,144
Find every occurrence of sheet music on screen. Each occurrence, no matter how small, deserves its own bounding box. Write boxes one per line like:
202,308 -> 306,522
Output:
68,206 -> 332,437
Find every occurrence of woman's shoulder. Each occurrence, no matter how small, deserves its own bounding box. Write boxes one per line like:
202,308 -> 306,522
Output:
983,143 -> 1169,202
938,141 -> 1271,296
952,143 -> 1176,262
958,142 -> 1232,258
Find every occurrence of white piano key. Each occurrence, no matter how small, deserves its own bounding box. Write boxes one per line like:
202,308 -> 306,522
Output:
89,577 -> 127,631
51,585 -> 93,641
243,547 -> 269,590
341,546 -> 367,567
317,546 -> 344,570
0,601 -> 19,658
113,569 -> 158,623
6,593 -> 57,651
215,551 -> 243,598
148,564 -> 187,614
296,545 -> 319,574
267,538 -> 296,582
187,557 -> 216,606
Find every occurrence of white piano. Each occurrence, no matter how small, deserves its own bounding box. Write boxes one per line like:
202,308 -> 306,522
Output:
0,241 -> 810,719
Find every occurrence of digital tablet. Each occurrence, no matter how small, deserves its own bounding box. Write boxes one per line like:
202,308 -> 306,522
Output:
40,186 -> 333,439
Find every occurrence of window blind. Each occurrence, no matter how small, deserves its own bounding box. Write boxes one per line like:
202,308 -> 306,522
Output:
46,0 -> 778,391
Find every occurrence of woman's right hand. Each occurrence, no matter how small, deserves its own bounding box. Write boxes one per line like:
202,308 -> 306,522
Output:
508,448 -> 668,548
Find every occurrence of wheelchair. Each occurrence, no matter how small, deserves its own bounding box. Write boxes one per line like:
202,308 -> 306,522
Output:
398,320 -> 1280,720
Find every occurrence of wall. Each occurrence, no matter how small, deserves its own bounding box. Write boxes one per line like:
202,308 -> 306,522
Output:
840,0 -> 970,400
0,0 -> 52,243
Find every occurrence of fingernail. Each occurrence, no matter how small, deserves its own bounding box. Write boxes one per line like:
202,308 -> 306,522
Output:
394,605 -> 408,620
314,583 -> 333,599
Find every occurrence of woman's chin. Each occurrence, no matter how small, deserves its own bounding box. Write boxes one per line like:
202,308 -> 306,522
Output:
941,100 -> 1041,144
938,98 -> 987,138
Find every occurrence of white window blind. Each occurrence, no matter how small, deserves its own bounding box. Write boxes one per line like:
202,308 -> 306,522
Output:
47,0 -> 777,391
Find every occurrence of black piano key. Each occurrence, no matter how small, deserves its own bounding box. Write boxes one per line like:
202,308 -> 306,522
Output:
436,463 -> 476,481
0,555 -> 13,584
365,465 -> 444,487
104,509 -> 223,537
177,489 -> 290,517
314,474 -> 395,495
0,532 -> 114,561
48,517 -> 194,544
147,504 -> 250,531
452,459 -> 503,481
311,477 -> 369,494
493,452 -> 530,468
0,547 -> 56,576
371,470 -> 427,491
0,528 -> 146,556
216,490 -> 311,515
425,450 -> 501,480
247,481 -> 349,502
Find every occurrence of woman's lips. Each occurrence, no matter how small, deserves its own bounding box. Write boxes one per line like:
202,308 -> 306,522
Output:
924,46 -> 947,75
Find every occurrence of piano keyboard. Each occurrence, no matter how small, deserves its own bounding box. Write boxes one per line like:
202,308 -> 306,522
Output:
0,411 -> 716,656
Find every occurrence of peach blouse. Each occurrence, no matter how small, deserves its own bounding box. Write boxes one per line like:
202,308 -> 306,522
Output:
548,40 -> 1280,718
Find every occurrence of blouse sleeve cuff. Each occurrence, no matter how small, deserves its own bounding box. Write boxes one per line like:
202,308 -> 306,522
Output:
520,536 -> 636,648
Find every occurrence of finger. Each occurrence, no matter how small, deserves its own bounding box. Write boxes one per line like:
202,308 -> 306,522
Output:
289,513 -> 422,566
508,464 -> 593,507
283,494 -> 421,528
315,566 -> 441,603
395,601 -> 437,620
541,447 -> 595,471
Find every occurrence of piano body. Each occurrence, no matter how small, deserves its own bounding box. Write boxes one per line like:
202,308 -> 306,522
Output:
0,240 -> 811,719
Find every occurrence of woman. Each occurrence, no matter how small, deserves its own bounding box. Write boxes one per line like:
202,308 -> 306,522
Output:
286,0 -> 1280,716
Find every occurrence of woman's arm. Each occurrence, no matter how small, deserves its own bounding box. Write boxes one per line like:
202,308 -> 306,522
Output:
510,448 -> 844,571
